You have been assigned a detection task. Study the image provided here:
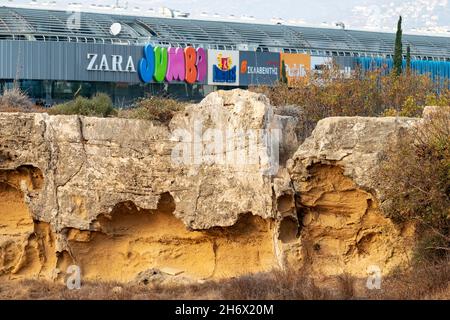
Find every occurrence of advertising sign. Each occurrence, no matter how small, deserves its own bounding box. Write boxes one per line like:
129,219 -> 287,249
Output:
207,50 -> 240,86
0,41 -> 143,83
138,45 -> 207,84
280,53 -> 311,84
0,41 -> 208,84
239,51 -> 280,86
311,56 -> 332,72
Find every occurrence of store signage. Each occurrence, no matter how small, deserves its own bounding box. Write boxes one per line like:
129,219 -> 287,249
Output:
86,53 -> 137,72
239,52 -> 280,86
207,50 -> 240,86
138,45 -> 207,84
279,53 -> 311,85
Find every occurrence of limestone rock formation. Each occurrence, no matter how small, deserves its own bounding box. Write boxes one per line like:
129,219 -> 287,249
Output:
287,116 -> 419,276
0,90 -> 296,282
0,90 -> 423,283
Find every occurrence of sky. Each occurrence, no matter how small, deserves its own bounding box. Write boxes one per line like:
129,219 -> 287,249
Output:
2,0 -> 450,35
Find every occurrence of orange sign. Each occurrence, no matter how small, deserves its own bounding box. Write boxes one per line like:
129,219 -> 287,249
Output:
280,53 -> 311,85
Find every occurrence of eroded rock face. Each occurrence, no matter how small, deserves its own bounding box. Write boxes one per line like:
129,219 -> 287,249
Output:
0,90 -> 296,281
63,196 -> 276,282
0,91 -> 423,282
287,116 -> 418,277
0,165 -> 56,279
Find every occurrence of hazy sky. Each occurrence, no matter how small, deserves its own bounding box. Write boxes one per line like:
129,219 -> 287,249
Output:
3,0 -> 450,35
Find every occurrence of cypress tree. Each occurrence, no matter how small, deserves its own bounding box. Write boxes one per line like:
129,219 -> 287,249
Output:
406,45 -> 411,74
394,16 -> 403,76
281,60 -> 288,84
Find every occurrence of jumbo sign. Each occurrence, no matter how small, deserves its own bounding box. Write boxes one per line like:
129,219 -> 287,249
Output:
138,45 -> 208,84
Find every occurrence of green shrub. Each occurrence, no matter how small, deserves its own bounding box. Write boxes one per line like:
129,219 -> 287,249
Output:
48,93 -> 115,117
425,89 -> 450,107
118,96 -> 186,125
382,108 -> 398,117
398,96 -> 423,117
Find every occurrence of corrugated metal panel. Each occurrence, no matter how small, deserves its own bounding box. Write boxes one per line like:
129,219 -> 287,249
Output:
333,56 -> 357,70
357,57 -> 450,79
0,7 -> 448,59
0,40 -> 143,83
1,40 -> 449,84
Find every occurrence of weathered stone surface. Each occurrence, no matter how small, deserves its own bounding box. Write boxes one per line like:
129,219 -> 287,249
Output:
422,105 -> 450,119
0,89 -> 295,281
287,116 -> 419,276
0,90 -> 428,282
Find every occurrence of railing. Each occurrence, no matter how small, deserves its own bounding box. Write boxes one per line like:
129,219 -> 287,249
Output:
0,32 -> 448,62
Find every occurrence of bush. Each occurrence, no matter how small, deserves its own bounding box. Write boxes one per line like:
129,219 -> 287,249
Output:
380,72 -> 435,111
425,89 -> 450,107
48,93 -> 115,117
415,232 -> 450,262
252,65 -> 447,141
118,96 -> 186,125
377,106 -> 450,260
0,87 -> 34,111
398,96 -> 423,117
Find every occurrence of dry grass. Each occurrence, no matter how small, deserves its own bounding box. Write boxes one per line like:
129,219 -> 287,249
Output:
0,259 -> 448,300
0,87 -> 33,111
365,258 -> 450,300
377,106 -> 450,261
0,105 -> 47,113
253,66 -> 450,141
0,87 -> 46,113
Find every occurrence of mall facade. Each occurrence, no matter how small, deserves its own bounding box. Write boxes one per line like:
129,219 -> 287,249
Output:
0,6 -> 449,105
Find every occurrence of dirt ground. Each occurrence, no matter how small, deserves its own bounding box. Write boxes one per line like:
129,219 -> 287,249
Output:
0,259 -> 448,300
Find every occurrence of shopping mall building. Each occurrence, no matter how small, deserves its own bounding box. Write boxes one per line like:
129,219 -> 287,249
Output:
0,6 -> 449,105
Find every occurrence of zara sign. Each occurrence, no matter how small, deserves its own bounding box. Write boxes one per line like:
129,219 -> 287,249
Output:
86,53 -> 137,72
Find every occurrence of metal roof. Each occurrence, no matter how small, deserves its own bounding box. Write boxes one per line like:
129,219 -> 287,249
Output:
0,6 -> 449,60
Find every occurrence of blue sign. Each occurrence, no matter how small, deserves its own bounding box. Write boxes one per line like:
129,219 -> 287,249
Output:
239,51 -> 280,86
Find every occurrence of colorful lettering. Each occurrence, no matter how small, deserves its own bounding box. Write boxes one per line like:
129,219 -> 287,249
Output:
166,47 -> 186,82
196,48 -> 207,82
138,44 -> 155,83
184,47 -> 197,84
138,45 -> 206,84
153,46 -> 168,82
